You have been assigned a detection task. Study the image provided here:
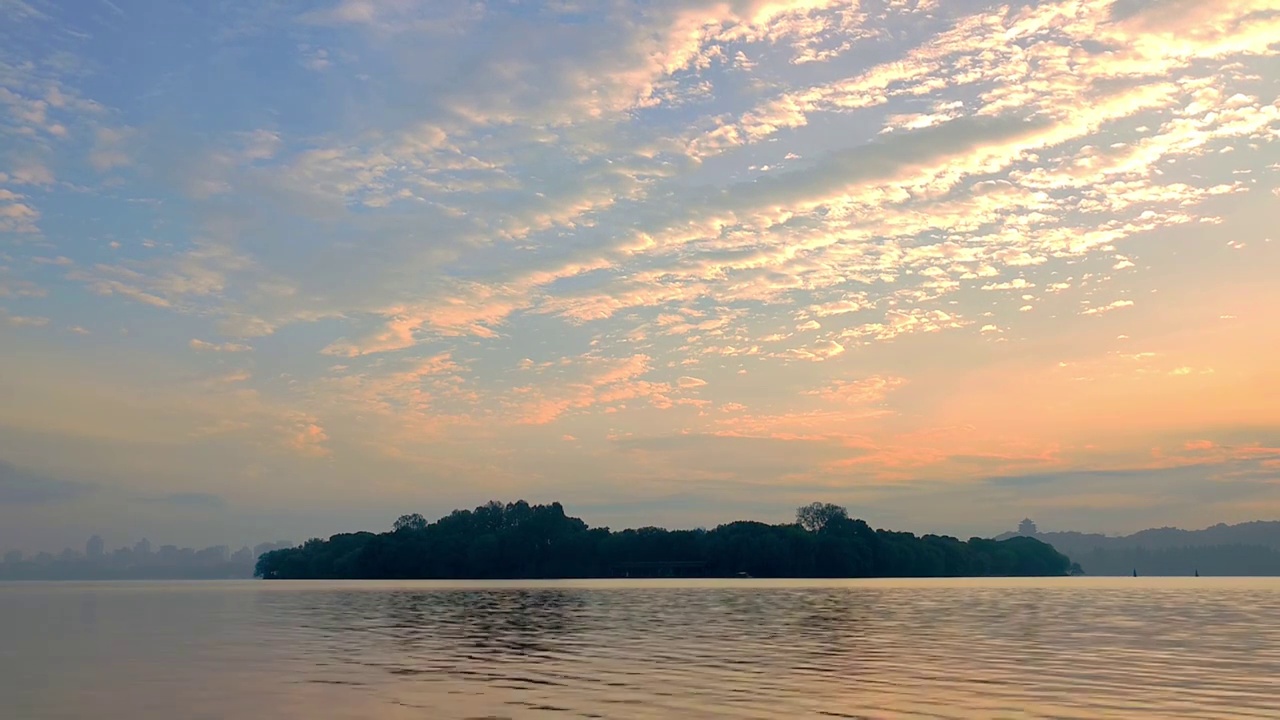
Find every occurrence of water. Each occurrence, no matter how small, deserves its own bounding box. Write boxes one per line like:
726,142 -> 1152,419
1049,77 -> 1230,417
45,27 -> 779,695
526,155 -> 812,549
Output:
2,578 -> 1279,719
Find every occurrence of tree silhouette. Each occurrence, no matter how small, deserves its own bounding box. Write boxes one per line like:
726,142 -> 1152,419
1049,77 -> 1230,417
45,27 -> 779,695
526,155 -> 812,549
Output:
393,513 -> 428,532
256,500 -> 1074,580
796,502 -> 849,532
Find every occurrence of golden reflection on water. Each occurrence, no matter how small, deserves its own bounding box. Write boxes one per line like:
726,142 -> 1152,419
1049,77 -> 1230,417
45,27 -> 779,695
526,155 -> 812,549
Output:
2,578 -> 1279,719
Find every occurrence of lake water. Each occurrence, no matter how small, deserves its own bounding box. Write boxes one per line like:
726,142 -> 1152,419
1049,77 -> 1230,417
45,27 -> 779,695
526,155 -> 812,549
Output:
2,578 -> 1279,719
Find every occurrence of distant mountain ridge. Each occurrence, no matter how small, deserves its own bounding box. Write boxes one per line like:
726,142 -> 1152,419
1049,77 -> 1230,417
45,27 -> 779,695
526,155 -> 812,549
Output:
995,520 -> 1280,551
996,520 -> 1280,576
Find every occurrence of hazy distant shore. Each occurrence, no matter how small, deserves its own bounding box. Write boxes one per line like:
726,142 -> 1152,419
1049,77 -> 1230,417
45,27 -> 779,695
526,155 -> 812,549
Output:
999,520 -> 1280,576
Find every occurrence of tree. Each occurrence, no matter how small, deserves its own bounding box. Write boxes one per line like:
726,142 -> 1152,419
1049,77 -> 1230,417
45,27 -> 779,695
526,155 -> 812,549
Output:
256,499 -> 1073,580
796,502 -> 849,533
392,513 -> 428,532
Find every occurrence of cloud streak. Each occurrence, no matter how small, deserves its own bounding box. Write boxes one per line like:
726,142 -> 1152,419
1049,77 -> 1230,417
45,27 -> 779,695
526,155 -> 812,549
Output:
0,461 -> 94,505
190,339 -> 252,353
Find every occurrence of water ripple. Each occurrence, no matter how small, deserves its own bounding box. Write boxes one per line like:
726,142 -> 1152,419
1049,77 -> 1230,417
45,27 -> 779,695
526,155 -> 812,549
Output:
2,578 -> 1279,718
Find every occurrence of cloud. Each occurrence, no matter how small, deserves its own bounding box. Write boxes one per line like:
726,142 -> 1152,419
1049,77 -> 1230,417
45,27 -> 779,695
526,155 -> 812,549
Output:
6,163 -> 54,186
89,127 -> 133,171
0,0 -> 50,22
72,275 -> 173,307
677,376 -> 707,388
295,0 -> 861,128
4,313 -> 49,327
31,255 -> 72,266
807,375 -> 907,405
842,309 -> 968,344
0,461 -> 94,504
66,241 -> 281,328
781,339 -> 845,362
320,313 -> 422,356
0,196 -> 40,233
284,415 -> 332,458
982,279 -> 1034,291
217,315 -> 276,338
212,370 -> 252,384
189,339 -> 253,353
509,353 -> 686,425
1082,300 -> 1135,316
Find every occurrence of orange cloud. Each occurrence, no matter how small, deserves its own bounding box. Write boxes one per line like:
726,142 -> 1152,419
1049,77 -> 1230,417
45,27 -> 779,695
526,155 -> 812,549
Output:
321,313 -> 423,356
287,418 -> 331,458
806,375 -> 907,405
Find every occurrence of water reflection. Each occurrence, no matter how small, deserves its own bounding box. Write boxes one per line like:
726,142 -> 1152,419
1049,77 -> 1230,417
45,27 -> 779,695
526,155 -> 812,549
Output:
3,579 -> 1280,718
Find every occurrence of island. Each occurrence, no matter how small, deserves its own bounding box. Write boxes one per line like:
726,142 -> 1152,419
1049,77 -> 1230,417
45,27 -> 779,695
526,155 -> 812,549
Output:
256,501 -> 1073,579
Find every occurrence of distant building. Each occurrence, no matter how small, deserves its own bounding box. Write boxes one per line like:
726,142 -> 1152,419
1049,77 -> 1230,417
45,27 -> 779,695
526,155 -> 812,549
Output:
195,545 -> 230,564
1018,518 -> 1038,536
134,538 -> 152,557
86,535 -> 105,560
3,550 -> 21,565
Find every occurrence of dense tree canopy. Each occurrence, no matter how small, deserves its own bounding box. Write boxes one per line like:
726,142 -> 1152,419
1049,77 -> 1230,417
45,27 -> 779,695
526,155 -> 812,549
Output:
795,502 -> 850,532
393,513 -> 428,533
256,501 -> 1073,580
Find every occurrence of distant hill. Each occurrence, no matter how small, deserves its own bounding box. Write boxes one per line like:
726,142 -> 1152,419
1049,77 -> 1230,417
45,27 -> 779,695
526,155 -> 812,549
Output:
996,521 -> 1280,576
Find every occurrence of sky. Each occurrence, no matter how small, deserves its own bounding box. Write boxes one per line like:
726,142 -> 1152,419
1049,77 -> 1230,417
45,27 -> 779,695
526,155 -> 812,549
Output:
1,0 -> 1278,552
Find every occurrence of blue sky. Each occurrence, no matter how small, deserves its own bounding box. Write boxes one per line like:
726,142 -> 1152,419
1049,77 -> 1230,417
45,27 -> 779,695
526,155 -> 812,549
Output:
2,0 -> 1279,551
